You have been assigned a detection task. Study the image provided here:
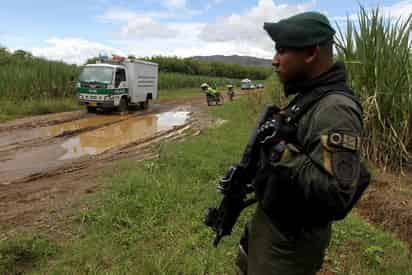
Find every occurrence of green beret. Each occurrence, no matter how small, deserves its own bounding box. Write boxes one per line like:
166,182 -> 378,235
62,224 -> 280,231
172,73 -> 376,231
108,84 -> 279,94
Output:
263,11 -> 335,48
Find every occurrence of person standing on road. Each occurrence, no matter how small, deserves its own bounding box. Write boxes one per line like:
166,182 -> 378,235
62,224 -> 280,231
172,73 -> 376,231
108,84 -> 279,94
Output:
235,11 -> 369,275
227,84 -> 235,101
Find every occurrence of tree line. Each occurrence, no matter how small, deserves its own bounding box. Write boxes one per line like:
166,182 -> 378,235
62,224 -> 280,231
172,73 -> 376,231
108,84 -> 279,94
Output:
87,55 -> 273,80
142,56 -> 272,80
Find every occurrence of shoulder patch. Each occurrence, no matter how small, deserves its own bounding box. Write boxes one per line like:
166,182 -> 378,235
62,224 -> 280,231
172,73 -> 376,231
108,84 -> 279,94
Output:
321,132 -> 360,151
320,132 -> 361,176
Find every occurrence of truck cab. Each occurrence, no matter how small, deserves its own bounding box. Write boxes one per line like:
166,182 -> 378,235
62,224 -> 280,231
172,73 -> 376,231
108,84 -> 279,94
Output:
77,58 -> 158,113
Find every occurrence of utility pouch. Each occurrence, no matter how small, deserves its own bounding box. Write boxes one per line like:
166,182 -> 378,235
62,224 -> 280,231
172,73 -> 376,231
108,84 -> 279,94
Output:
254,163 -> 304,235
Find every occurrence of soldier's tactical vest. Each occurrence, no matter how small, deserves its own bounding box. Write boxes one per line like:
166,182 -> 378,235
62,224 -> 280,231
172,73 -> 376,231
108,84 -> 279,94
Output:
258,84 -> 371,233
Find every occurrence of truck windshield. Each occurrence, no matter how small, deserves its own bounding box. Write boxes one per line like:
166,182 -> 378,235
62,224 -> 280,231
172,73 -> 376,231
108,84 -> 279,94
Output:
79,67 -> 113,84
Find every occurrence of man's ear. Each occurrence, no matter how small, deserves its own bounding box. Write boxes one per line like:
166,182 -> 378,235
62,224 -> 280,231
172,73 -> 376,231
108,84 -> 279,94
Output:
304,45 -> 320,64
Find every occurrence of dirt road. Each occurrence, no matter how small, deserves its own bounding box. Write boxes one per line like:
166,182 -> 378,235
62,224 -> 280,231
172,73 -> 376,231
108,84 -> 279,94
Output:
0,95 -> 218,232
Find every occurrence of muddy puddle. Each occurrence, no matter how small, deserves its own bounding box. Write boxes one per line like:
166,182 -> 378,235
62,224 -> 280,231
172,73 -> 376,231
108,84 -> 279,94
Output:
0,111 -> 190,184
0,114 -> 132,149
43,114 -> 132,137
59,111 -> 190,160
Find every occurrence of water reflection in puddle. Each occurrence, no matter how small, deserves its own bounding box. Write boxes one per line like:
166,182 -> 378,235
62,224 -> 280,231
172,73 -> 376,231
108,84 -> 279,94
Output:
59,111 -> 190,160
0,115 -> 129,149
43,115 -> 131,137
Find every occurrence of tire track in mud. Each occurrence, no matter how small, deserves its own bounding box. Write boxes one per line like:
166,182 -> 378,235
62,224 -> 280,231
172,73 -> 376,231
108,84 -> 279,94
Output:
0,108 -> 161,155
0,110 -> 87,133
0,107 -> 192,184
1,120 -> 193,187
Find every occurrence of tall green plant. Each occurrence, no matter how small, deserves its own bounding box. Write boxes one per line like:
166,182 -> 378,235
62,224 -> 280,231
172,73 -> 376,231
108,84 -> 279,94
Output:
335,6 -> 412,170
0,53 -> 79,102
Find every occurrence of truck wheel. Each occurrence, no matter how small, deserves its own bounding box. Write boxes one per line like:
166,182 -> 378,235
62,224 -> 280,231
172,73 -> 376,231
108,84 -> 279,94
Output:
140,99 -> 149,109
87,106 -> 97,113
117,97 -> 127,112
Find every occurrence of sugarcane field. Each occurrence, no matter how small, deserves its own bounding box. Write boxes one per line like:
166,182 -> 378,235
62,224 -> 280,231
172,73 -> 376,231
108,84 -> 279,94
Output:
1,2 -> 412,275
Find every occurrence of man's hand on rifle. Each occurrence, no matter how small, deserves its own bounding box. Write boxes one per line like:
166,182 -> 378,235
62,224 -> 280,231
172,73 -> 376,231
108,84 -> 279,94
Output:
257,116 -> 298,146
257,119 -> 281,143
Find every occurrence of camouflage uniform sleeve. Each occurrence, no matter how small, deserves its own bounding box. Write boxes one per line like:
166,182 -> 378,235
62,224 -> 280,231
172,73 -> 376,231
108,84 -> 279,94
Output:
278,94 -> 363,222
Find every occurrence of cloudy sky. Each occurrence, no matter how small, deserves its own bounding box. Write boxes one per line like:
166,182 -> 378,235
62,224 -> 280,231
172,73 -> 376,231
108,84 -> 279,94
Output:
1,0 -> 411,64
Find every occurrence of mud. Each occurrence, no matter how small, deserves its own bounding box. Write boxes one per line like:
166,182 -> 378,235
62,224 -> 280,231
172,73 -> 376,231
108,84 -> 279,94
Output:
0,110 -> 86,133
0,94 -> 218,232
0,110 -> 191,184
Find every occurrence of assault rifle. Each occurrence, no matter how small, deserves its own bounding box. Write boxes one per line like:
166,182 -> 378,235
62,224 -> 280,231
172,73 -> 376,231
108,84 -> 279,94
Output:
204,105 -> 280,247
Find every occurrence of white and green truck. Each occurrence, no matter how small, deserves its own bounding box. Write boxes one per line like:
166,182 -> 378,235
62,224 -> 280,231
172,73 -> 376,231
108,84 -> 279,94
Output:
77,59 -> 158,112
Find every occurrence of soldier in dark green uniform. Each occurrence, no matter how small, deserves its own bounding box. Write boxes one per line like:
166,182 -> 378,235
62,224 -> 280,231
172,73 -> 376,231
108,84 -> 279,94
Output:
235,12 -> 368,275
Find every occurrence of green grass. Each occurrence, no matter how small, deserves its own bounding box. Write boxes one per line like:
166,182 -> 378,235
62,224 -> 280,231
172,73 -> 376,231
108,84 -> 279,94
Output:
327,214 -> 412,275
4,90 -> 405,274
0,234 -> 60,274
0,97 -> 82,122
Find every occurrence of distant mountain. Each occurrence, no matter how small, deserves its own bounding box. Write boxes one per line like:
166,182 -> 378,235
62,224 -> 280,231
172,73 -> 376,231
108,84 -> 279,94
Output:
190,55 -> 272,67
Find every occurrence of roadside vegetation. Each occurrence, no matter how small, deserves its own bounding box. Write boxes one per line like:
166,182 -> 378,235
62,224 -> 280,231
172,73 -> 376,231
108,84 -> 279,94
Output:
159,72 -> 240,90
0,98 -> 80,122
0,235 -> 59,274
335,6 -> 412,170
0,48 -> 79,101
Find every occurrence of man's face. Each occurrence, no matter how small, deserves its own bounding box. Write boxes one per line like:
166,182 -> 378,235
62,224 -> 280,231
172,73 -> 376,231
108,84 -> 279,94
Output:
272,47 -> 307,84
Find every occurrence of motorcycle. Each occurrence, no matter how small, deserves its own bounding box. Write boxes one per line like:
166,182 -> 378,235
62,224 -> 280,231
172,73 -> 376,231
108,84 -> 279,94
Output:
206,91 -> 224,106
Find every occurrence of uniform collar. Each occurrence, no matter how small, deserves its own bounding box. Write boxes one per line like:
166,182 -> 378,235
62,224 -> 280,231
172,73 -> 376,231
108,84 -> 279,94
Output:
284,61 -> 348,97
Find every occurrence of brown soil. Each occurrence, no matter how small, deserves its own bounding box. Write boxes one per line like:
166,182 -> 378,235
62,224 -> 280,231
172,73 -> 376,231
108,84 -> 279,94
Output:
0,110 -> 86,133
0,95 -> 218,236
356,170 -> 412,250
317,168 -> 412,273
